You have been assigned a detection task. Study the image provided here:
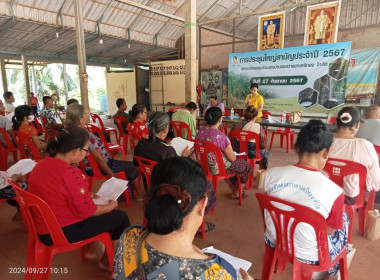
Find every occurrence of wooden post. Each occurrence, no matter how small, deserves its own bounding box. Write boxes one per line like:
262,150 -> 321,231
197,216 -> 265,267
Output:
184,0 -> 197,103
62,64 -> 69,104
74,0 -> 89,109
1,59 -> 8,92
21,55 -> 31,105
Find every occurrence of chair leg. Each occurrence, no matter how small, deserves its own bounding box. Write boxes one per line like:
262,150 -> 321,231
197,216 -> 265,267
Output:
201,220 -> 206,239
338,254 -> 348,280
280,134 -> 285,148
269,133 -> 275,150
261,244 -> 276,280
286,134 -> 291,153
34,246 -> 53,280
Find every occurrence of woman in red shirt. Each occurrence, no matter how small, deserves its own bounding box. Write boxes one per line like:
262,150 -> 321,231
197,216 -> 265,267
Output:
29,126 -> 130,269
127,104 -> 148,141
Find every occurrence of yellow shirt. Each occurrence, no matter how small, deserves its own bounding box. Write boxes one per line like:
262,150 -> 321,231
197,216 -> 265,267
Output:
245,93 -> 264,118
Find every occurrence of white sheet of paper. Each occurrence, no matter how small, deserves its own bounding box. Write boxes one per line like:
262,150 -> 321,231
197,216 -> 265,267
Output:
93,177 -> 129,205
202,246 -> 252,272
234,151 -> 247,156
7,159 -> 37,176
170,137 -> 194,156
268,115 -> 281,123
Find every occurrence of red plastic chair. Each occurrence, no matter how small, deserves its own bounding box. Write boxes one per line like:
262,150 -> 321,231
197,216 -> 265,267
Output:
170,121 -> 194,141
31,119 -> 44,135
133,156 -> 158,191
0,128 -> 24,169
193,140 -> 243,206
86,123 -> 125,160
269,113 -> 294,153
113,115 -> 132,152
79,153 -> 130,207
8,180 -> 115,280
255,193 -> 348,280
261,111 -> 271,119
167,107 -> 179,112
90,113 -> 118,143
329,116 -> 337,124
229,130 -> 263,190
323,158 -> 367,242
39,116 -> 57,141
9,130 -> 41,161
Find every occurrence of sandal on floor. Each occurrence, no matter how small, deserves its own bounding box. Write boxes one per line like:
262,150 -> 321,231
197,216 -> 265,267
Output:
231,191 -> 248,200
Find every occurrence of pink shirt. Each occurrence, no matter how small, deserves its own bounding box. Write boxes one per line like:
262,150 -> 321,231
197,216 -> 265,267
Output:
329,137 -> 380,192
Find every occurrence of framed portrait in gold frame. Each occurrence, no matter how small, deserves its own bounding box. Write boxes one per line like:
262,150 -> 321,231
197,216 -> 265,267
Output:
304,1 -> 341,46
258,12 -> 285,51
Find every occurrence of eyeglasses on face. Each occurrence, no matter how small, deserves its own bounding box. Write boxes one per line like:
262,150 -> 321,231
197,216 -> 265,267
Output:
80,147 -> 90,156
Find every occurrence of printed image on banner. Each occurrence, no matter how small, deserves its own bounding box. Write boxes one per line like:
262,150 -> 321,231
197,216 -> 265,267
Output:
345,48 -> 380,106
258,12 -> 285,51
228,41 -> 351,113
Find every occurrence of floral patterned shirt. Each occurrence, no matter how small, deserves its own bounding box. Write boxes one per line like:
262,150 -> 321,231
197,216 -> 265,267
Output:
195,127 -> 232,174
127,120 -> 148,140
40,107 -> 57,135
113,226 -> 236,280
83,132 -> 112,172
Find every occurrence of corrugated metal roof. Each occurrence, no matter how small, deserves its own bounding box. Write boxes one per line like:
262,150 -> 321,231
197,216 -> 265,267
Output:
0,0 -> 379,66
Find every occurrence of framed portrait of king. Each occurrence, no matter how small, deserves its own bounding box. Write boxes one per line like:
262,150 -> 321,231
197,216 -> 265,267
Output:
258,12 -> 285,51
304,1 -> 341,46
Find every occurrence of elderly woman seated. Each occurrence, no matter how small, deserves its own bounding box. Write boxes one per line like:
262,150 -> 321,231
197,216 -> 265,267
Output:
65,103 -> 143,200
113,157 -> 253,280
263,120 -> 349,278
196,107 -> 253,199
329,106 -> 380,204
229,105 -> 268,169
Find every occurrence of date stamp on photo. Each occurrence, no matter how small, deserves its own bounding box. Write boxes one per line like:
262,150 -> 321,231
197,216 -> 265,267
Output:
9,267 -> 68,274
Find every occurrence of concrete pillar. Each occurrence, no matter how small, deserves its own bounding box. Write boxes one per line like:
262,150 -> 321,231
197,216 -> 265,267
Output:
0,59 -> 8,92
74,0 -> 89,109
21,55 -> 31,105
184,0 -> 197,103
62,64 -> 69,104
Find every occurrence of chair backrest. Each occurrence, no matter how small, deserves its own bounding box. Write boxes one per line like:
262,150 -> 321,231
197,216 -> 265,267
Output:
31,119 -> 44,134
40,116 -> 57,137
229,129 -> 260,159
255,193 -> 331,267
90,113 -> 106,131
9,130 -> 40,160
0,127 -> 18,150
113,115 -> 127,136
262,111 -> 272,118
8,180 -> 71,247
323,158 -> 367,206
85,124 -> 111,153
167,107 -> 179,113
329,116 -> 337,124
170,121 -> 193,140
193,140 -> 227,176
82,153 -> 104,178
133,156 -> 158,190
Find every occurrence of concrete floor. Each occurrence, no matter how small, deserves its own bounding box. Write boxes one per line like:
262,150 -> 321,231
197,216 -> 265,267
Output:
1,130 -> 380,280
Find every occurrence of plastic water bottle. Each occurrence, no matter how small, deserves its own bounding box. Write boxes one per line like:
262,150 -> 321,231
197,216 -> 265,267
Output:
282,111 -> 286,123
230,108 -> 234,119
196,108 -> 200,117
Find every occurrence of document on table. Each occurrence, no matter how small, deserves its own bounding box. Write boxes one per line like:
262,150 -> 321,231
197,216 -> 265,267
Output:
7,159 -> 37,176
93,177 -> 129,205
202,246 -> 252,272
268,115 -> 281,123
170,137 -> 194,156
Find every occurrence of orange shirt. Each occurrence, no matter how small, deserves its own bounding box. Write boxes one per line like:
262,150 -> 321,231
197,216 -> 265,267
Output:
18,124 -> 37,146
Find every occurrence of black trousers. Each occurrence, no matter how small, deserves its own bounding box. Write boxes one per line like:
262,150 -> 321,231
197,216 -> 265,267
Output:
38,210 -> 130,245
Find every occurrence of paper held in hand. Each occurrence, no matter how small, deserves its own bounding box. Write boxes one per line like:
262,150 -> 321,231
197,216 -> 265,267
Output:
7,159 -> 37,176
93,177 -> 129,205
170,137 -> 194,155
202,246 -> 252,272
